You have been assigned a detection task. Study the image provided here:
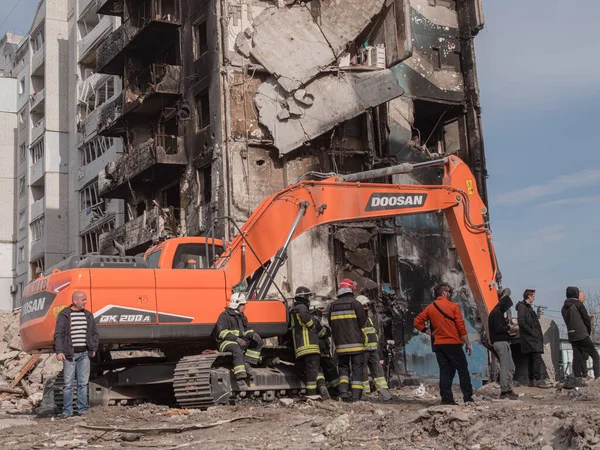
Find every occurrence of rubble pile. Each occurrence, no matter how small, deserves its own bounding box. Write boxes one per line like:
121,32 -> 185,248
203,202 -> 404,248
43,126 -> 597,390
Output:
0,309 -> 61,413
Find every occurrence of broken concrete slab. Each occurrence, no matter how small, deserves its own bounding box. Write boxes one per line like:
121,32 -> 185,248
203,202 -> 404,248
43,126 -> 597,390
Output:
0,418 -> 37,430
334,228 -> 372,251
248,0 -> 386,92
255,70 -> 404,155
345,248 -> 376,272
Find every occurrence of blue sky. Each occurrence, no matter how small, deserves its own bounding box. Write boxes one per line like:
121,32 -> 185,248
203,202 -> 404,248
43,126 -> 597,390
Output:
2,1 -> 599,318
476,0 -> 600,318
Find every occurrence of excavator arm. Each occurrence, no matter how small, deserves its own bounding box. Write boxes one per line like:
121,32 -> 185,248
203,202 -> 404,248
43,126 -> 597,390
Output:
216,155 -> 501,344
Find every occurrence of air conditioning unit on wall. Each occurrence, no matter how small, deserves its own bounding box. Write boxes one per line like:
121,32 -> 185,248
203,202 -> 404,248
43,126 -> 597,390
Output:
10,284 -> 18,294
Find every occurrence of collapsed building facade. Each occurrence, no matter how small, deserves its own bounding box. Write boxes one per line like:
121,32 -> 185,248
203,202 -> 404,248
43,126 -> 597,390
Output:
94,0 -> 488,380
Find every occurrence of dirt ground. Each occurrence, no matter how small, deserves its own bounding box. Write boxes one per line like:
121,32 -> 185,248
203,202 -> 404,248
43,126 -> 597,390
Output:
2,381 -> 600,450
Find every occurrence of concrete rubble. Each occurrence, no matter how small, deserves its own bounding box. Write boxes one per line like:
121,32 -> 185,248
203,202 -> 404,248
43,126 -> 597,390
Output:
0,309 -> 61,414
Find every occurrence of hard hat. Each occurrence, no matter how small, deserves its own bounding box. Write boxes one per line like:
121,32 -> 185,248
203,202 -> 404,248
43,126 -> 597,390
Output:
356,295 -> 371,306
229,292 -> 247,309
339,278 -> 357,290
294,286 -> 312,302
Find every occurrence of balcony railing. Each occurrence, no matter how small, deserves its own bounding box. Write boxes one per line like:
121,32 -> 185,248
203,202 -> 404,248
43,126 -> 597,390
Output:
97,93 -> 126,136
78,15 -> 113,63
98,207 -> 158,254
29,88 -> 45,113
96,1 -> 181,75
31,117 -> 46,144
123,63 -> 181,115
98,136 -> 186,199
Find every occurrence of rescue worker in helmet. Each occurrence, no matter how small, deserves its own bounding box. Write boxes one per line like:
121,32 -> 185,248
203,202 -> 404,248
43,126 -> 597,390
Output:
310,298 -> 341,398
216,292 -> 264,390
291,286 -> 328,397
328,278 -> 367,401
356,295 -> 393,402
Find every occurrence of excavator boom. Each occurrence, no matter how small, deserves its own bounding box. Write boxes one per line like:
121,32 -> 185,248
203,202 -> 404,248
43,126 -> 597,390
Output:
216,155 -> 500,342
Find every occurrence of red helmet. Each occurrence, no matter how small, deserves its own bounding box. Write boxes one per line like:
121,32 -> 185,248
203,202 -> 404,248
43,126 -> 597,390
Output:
339,278 -> 357,291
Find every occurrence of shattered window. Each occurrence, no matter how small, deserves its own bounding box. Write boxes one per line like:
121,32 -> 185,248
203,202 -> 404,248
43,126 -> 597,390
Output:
80,179 -> 104,212
81,136 -> 113,166
31,257 -> 45,276
80,219 -> 115,254
196,90 -> 210,131
194,19 -> 208,59
30,138 -> 44,164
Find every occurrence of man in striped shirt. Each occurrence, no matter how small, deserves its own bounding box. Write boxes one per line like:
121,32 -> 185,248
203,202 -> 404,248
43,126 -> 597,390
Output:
54,291 -> 99,418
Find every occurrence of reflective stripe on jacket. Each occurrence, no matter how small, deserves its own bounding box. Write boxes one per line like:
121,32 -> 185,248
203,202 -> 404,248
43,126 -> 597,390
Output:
216,308 -> 253,345
328,293 -> 367,355
291,302 -> 320,358
362,316 -> 378,351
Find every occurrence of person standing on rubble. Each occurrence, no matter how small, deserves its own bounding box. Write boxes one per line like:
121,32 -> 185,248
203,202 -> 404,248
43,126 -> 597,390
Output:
356,295 -> 392,402
216,292 -> 264,390
516,289 -> 553,388
328,278 -> 367,402
414,282 -> 474,405
54,290 -> 99,418
488,290 -> 518,399
290,286 -> 330,399
310,298 -> 341,398
562,287 -> 599,381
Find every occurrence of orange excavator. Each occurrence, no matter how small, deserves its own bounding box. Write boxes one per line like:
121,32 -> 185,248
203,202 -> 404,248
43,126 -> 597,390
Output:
19,155 -> 503,408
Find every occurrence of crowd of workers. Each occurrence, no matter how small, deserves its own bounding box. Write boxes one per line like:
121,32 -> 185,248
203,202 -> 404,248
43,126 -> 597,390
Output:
53,280 -> 600,417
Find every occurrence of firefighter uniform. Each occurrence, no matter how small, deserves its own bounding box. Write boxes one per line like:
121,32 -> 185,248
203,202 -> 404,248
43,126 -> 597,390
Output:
216,304 -> 263,382
291,287 -> 321,395
328,284 -> 367,401
356,295 -> 392,401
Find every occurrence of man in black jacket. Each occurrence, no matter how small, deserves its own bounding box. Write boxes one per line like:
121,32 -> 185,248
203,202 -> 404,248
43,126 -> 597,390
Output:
516,289 -> 552,388
488,292 -> 518,399
54,291 -> 99,418
328,278 -> 367,401
562,286 -> 599,380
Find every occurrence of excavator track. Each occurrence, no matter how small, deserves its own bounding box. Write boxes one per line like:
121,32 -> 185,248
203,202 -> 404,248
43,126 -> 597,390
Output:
173,353 -> 221,409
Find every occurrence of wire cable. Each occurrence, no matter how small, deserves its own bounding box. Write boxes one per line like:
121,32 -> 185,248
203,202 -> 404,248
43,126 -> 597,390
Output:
0,0 -> 25,32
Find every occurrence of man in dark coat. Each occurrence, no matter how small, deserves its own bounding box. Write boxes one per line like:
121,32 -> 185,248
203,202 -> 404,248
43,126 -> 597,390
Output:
488,291 -> 518,399
516,289 -> 552,388
562,287 -> 599,380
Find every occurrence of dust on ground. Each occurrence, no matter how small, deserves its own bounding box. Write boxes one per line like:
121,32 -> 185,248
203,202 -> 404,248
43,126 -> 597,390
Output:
2,382 -> 600,450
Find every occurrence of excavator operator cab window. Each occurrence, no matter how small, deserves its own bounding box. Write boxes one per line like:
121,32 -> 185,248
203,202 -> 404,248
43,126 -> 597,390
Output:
146,249 -> 162,268
172,243 -> 223,270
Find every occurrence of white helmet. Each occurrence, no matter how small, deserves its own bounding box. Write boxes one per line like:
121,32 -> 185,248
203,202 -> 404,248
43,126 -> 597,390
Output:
229,292 -> 247,309
356,295 -> 371,306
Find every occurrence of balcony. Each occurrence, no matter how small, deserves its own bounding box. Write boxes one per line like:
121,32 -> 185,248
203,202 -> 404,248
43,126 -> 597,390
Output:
29,88 -> 45,114
98,207 -> 158,254
98,136 -> 186,199
124,64 -> 181,116
31,47 -> 45,77
30,238 -> 45,260
31,118 -> 46,144
79,15 -> 113,64
96,2 -> 181,75
97,93 -> 126,136
30,154 -> 45,186
96,0 -> 124,17
30,198 -> 45,221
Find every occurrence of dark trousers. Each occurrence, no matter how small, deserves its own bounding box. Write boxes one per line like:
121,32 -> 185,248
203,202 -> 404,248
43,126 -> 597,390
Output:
338,353 -> 365,400
364,350 -> 389,391
295,354 -> 320,394
227,340 -> 263,380
572,337 -> 600,378
434,344 -> 473,402
320,356 -> 340,391
525,352 -> 544,382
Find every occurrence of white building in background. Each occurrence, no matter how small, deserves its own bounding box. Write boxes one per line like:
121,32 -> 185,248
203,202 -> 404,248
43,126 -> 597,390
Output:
2,0 -> 123,309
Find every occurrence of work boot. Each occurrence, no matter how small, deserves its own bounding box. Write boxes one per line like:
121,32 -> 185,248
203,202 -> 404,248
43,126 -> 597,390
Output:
318,385 -> 331,400
378,388 -> 392,402
534,379 -> 554,389
499,390 -> 519,400
440,399 -> 458,406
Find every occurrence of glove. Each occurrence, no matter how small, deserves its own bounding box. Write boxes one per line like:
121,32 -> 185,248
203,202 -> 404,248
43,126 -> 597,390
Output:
236,338 -> 248,348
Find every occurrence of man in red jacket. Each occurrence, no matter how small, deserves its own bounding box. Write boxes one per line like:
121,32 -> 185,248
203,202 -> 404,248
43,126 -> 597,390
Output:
414,282 -> 474,405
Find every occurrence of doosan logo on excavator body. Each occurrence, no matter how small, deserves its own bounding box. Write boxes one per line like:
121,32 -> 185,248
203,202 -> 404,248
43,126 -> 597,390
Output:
365,193 -> 427,211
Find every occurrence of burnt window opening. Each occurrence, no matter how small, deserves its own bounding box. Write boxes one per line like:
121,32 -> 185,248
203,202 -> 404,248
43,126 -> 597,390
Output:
136,200 -> 147,216
161,183 -> 181,221
196,90 -> 210,131
194,19 -> 208,60
155,0 -> 178,21
157,114 -> 178,154
198,166 -> 212,205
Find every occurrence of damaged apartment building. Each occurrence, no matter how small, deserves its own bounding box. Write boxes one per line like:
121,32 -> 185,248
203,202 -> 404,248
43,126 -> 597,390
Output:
94,0 -> 488,378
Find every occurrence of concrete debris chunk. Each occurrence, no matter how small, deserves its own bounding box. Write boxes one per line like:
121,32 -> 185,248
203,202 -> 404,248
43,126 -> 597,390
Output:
345,248 -> 376,272
249,1 -> 386,92
334,228 -> 372,251
279,398 -> 294,407
255,71 -> 404,155
325,414 -> 350,436
0,350 -> 19,362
